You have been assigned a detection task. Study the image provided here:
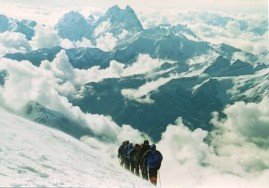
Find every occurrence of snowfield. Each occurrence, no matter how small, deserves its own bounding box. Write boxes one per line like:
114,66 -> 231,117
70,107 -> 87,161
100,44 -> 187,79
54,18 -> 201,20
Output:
0,107 -> 152,187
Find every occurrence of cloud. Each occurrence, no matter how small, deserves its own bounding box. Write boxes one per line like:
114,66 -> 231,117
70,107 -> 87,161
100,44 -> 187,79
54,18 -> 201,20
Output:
74,38 -> 94,48
93,21 -> 118,51
1,1 -> 267,58
156,98 -> 269,187
94,21 -> 111,37
225,20 -> 241,35
83,113 -> 149,143
211,97 -> 269,148
179,12 -> 269,56
30,25 -> 60,49
60,38 -> 94,49
121,75 -> 177,104
0,31 -> 31,57
60,38 -> 75,49
0,1 -> 266,27
190,21 -> 268,55
74,60 -> 125,84
231,51 -> 250,62
40,50 -> 75,81
138,10 -> 268,57
95,32 -> 117,51
74,54 -> 172,85
0,53 -> 148,146
93,22 -> 130,51
117,29 -> 129,40
122,54 -> 171,76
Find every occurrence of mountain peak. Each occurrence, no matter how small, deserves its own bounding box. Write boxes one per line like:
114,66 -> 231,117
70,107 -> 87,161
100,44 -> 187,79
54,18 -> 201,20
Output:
96,5 -> 143,35
0,14 -> 9,32
105,5 -> 133,17
88,15 -> 95,23
55,11 -> 93,41
108,5 -> 121,11
125,5 -> 135,12
59,11 -> 86,22
105,5 -> 122,17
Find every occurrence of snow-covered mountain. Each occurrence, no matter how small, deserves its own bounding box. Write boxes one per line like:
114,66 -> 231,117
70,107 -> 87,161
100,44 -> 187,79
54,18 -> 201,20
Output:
55,11 -> 94,41
203,56 -> 255,77
54,5 -> 143,43
0,14 -> 36,40
0,107 -> 151,187
4,46 -> 112,69
23,101 -> 93,139
94,5 -> 143,37
4,26 -> 211,67
70,53 -> 267,140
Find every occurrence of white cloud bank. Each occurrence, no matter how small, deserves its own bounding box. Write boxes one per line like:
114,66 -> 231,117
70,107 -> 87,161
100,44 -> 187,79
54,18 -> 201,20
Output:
73,53 -> 170,85
0,55 -> 149,145
156,97 -> 269,187
0,0 -> 266,26
121,75 -> 178,104
189,21 -> 269,55
0,31 -> 31,57
30,25 -> 60,49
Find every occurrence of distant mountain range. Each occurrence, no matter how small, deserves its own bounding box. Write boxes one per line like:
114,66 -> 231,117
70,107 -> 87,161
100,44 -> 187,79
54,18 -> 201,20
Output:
1,5 -> 268,141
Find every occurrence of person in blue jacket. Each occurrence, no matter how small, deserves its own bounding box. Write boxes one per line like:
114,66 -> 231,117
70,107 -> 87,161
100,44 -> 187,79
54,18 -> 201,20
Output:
143,144 -> 163,185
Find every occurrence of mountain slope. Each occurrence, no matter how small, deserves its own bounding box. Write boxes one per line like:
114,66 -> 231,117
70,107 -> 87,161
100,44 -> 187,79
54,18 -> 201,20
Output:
0,107 -> 151,187
23,101 -> 93,139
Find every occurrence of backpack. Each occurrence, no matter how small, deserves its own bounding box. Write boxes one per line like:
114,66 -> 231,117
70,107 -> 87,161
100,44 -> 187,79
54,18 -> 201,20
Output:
147,151 -> 162,169
124,144 -> 134,159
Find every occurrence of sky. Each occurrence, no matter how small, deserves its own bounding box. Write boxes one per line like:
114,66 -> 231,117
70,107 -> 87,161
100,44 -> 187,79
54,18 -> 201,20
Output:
0,0 -> 267,25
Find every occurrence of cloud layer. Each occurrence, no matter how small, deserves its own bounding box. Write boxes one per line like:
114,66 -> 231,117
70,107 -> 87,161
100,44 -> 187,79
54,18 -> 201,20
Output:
0,54 -> 149,145
0,32 -> 31,57
157,97 -> 269,187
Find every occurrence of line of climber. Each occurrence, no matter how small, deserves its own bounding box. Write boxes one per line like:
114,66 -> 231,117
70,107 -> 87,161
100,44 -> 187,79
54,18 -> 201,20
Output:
118,140 -> 163,186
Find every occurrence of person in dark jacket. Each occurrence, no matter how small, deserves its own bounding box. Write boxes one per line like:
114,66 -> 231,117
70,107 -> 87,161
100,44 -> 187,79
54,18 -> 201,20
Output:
118,140 -> 129,166
129,144 -> 141,175
139,140 -> 151,179
143,144 -> 163,186
134,144 -> 142,176
123,143 -> 134,170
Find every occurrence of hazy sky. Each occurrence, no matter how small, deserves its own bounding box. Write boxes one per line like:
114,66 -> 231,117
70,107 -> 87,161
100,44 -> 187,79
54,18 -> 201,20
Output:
0,0 -> 267,25
2,0 -> 266,10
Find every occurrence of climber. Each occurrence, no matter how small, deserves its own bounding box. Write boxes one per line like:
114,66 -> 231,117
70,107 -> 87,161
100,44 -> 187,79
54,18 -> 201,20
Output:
118,140 -> 129,166
123,142 -> 134,170
143,144 -> 163,186
129,144 -> 141,175
139,140 -> 151,179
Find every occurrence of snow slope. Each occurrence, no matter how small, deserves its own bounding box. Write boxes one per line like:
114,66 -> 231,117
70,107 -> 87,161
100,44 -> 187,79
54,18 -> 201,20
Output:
0,107 -> 151,187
